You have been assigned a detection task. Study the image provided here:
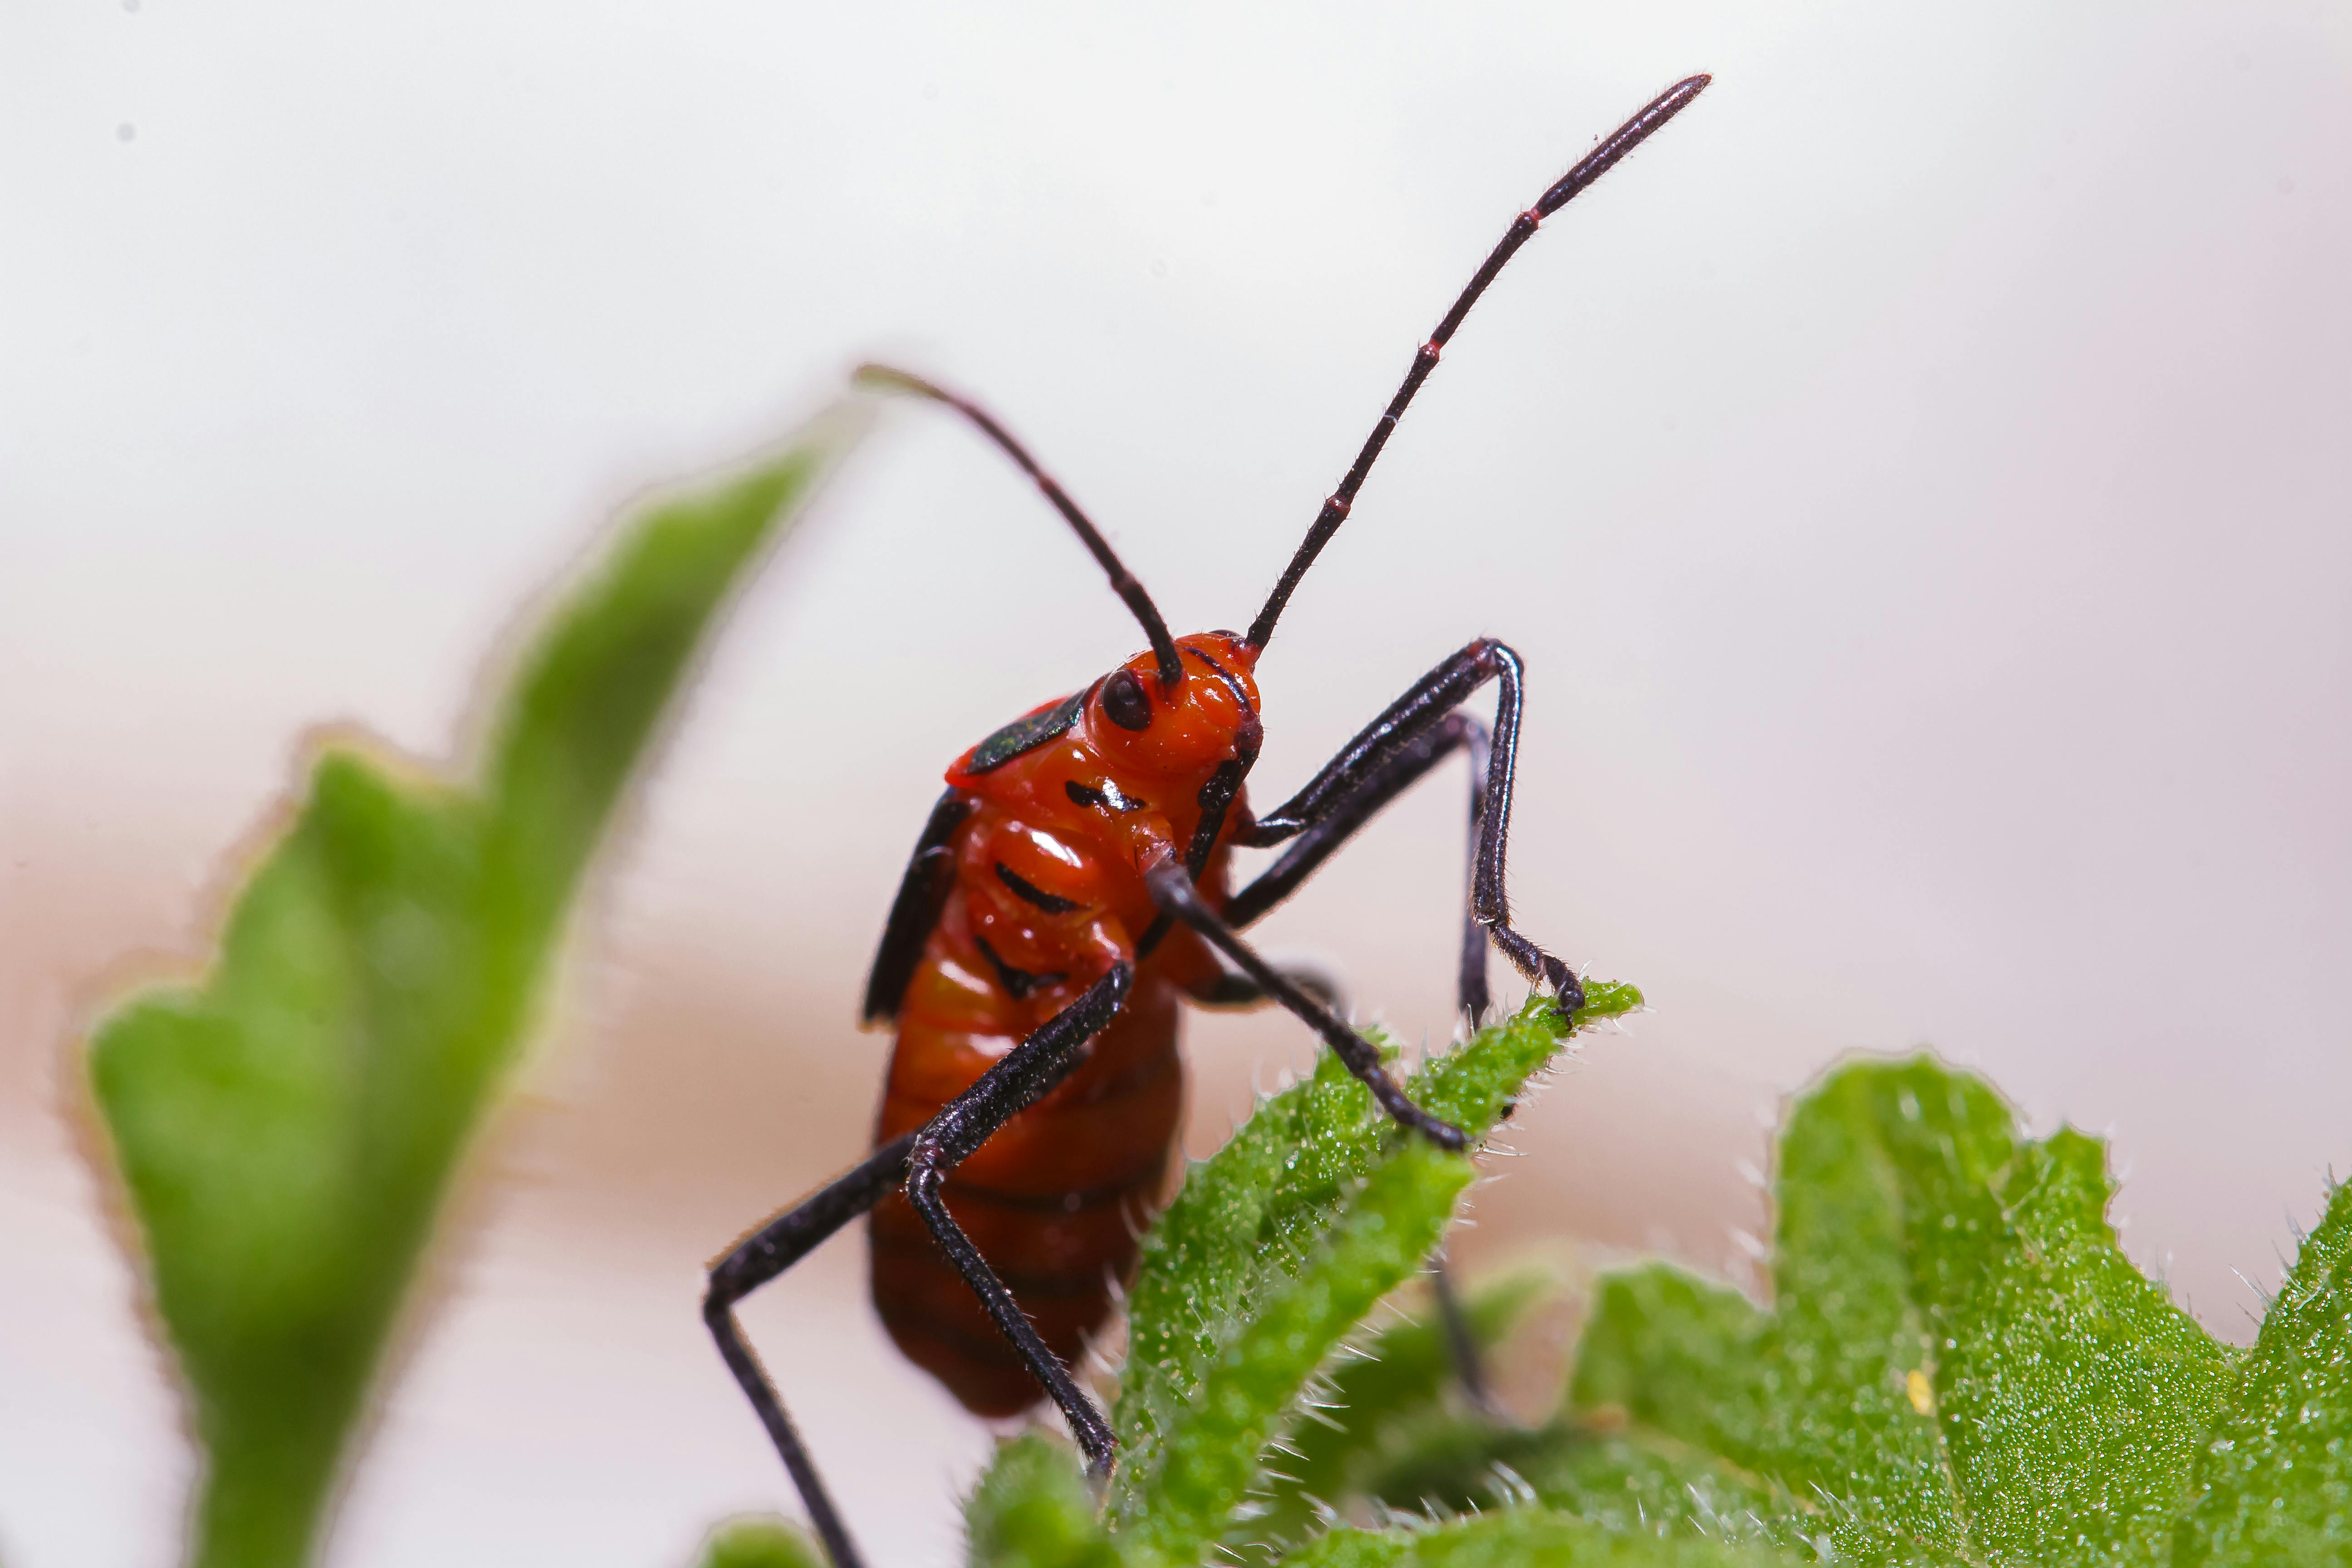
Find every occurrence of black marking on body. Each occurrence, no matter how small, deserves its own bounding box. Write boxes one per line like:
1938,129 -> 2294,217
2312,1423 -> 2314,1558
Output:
995,862 -> 1082,914
1186,758 -> 1248,878
1186,643 -> 1257,715
861,789 -> 979,1024
1065,777 -> 1145,813
972,933 -> 1068,1000
966,690 -> 1086,774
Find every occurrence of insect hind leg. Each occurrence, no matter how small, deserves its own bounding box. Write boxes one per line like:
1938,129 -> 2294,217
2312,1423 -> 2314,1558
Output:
704,1133 -> 916,1568
900,962 -> 1135,1474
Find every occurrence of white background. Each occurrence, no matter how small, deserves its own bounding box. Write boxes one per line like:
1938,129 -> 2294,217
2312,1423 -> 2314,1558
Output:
3,4 -> 2347,1566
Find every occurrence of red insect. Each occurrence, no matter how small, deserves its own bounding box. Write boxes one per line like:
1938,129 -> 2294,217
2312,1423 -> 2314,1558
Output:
705,74 -> 1710,1568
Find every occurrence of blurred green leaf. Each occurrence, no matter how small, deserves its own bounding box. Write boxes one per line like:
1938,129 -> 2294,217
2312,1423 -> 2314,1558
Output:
86,407 -> 862,1568
1102,986 -> 1642,1566
695,1515 -> 830,1568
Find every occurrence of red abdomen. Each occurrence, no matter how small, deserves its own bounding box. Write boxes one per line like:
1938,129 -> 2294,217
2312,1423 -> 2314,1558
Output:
867,894 -> 1186,1416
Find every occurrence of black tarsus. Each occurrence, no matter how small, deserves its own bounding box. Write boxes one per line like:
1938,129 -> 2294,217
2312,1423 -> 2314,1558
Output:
1244,74 -> 1711,652
862,789 -> 979,1025
855,364 -> 1186,693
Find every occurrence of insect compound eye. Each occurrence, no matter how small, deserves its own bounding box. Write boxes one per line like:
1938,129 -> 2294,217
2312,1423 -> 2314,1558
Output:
1100,667 -> 1153,732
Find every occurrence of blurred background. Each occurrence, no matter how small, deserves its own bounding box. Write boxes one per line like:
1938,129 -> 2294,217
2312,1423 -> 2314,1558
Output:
3,3 -> 2346,1564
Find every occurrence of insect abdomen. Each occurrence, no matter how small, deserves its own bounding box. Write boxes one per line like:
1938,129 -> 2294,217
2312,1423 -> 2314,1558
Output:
868,935 -> 1183,1416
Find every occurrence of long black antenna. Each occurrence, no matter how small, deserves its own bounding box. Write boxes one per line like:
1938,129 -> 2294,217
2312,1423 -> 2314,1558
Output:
856,364 -> 1186,692
1244,73 -> 1712,652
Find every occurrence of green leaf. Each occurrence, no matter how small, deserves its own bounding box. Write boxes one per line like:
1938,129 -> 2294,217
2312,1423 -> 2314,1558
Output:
1508,1423 -> 1819,1556
1235,1268 -> 1561,1555
1262,1263 -> 1819,1559
2172,1176 -> 2352,1564
1103,985 -> 1642,1566
85,407 -> 863,1568
1275,1508 -> 1798,1568
967,1434 -> 1122,1568
1564,1057 -> 2243,1565
693,1515 -> 830,1568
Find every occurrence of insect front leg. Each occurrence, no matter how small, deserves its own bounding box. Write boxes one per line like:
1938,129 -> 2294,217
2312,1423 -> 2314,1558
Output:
1225,708 -> 1493,1020
1239,637 -> 1583,1017
704,1134 -> 917,1568
900,961 -> 1134,1473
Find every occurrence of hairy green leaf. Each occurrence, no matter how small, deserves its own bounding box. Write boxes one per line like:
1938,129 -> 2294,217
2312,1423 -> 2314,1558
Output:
1565,1058 -> 2249,1565
967,1434 -> 1122,1568
86,408 -> 862,1568
1105,986 -> 1642,1565
2173,1176 -> 2352,1564
1235,1268 -> 1560,1555
1268,1263 -> 1821,1560
1276,1508 -> 1796,1568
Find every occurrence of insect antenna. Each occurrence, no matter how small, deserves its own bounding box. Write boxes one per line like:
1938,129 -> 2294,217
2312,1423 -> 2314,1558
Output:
1243,73 -> 1712,652
856,363 -> 1185,691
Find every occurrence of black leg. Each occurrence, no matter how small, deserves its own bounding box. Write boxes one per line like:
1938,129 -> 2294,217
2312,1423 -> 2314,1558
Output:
1428,1253 -> 1499,1419
705,1134 -> 918,1568
1455,715 -> 1493,1022
1240,638 -> 1582,1016
902,963 -> 1135,1474
1225,708 -> 1495,1021
1183,960 -> 1346,1016
1147,862 -> 1466,1151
